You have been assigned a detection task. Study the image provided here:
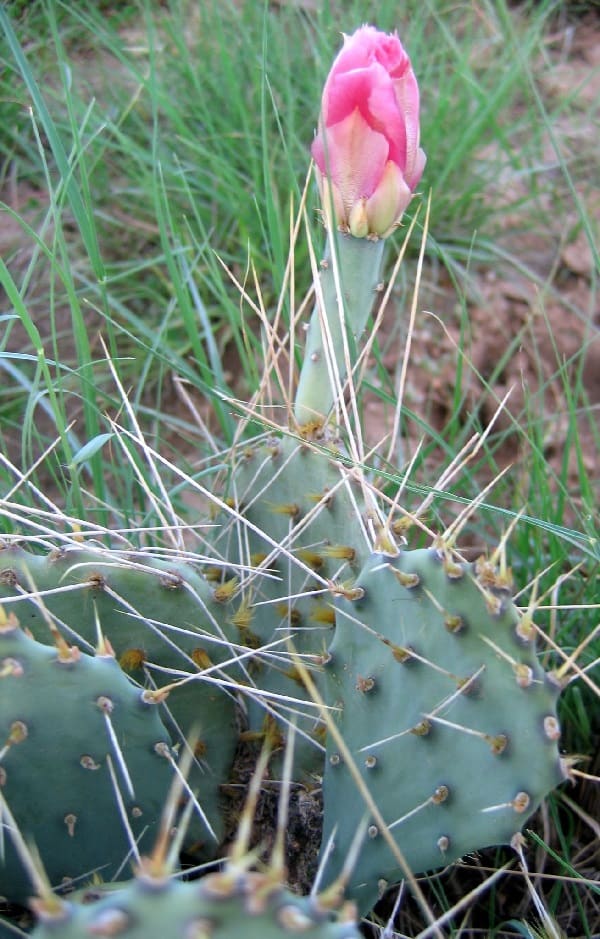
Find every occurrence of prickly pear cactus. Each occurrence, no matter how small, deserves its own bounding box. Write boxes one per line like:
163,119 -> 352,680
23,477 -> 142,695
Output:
318,545 -> 567,912
209,432 -> 370,780
30,868 -> 362,939
0,611 -> 174,905
0,544 -> 239,856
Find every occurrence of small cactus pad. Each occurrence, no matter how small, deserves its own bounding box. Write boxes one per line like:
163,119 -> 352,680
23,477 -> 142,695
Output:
209,433 -> 369,780
30,869 -> 362,939
0,615 -> 174,904
319,547 -> 567,912
0,545 -> 239,856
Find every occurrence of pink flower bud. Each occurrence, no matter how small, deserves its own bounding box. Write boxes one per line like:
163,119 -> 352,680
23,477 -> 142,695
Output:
312,25 -> 426,238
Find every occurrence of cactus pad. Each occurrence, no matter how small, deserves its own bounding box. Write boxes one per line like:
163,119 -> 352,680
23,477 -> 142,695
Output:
319,547 -> 567,912
0,544 -> 239,857
209,432 -> 370,780
0,615 -> 174,905
30,869 -> 361,939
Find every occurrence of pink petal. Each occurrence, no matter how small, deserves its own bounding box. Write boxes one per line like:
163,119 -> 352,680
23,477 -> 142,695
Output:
371,32 -> 411,78
392,66 -> 421,181
366,78 -> 407,169
323,63 -> 388,126
329,26 -> 382,74
312,108 -> 389,207
331,26 -> 409,80
312,25 -> 425,235
322,65 -> 407,170
406,146 -> 426,191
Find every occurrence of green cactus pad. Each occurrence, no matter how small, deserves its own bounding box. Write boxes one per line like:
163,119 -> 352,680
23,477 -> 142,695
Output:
319,547 -> 567,912
30,870 -> 361,939
0,617 -> 174,905
0,545 -> 239,857
209,433 -> 370,780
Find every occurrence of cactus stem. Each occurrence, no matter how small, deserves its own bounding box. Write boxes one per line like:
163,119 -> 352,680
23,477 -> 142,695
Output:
286,653 -> 449,933
294,233 -> 385,427
422,586 -> 454,619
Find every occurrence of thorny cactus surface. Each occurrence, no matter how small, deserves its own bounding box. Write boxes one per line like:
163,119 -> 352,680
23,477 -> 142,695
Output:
0,545 -> 239,859
29,869 -> 362,939
207,431 -> 372,782
203,416 -> 568,912
319,548 -> 566,911
27,711 -> 363,939
0,609 -> 174,904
